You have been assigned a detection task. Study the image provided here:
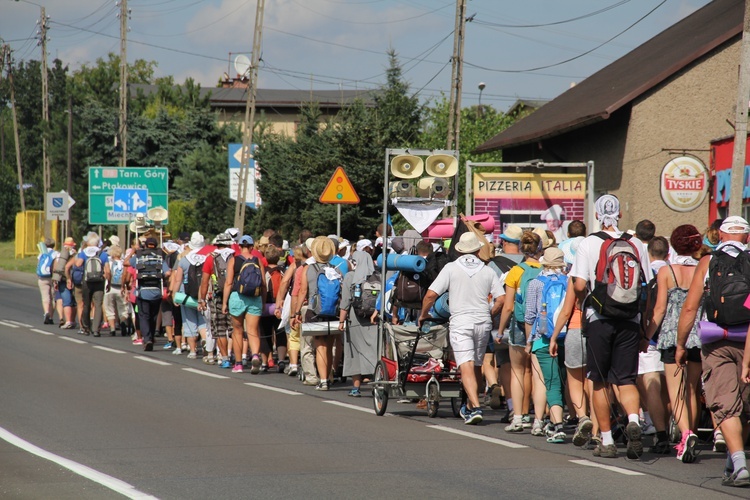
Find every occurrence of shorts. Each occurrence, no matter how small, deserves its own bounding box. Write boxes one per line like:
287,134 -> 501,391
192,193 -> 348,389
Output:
181,306 -> 206,338
209,297 -> 231,338
228,291 -> 262,318
288,323 -> 301,352
450,321 -> 491,366
508,320 -> 527,347
55,282 -> 76,308
638,344 -> 664,375
660,346 -> 701,364
563,328 -> 586,369
585,319 -> 640,386
260,315 -> 287,351
701,340 -> 750,423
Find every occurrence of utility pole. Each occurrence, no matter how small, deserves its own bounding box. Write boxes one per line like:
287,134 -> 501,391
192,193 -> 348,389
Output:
5,47 -> 26,212
118,0 -> 129,169
67,94 -> 73,236
729,0 -> 750,216
234,0 -> 265,230
446,0 -> 468,152
40,6 -> 51,238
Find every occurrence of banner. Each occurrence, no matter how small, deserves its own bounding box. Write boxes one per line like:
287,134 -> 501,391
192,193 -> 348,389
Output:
473,172 -> 586,244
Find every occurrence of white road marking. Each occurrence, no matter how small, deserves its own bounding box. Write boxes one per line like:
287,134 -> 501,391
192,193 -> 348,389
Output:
426,425 -> 528,449
244,382 -> 302,395
59,336 -> 86,344
322,400 -> 374,413
6,320 -> 33,327
0,321 -> 20,328
92,346 -> 126,354
30,328 -> 54,336
182,368 -> 228,379
134,356 -> 171,366
569,459 -> 644,476
0,425 -> 157,499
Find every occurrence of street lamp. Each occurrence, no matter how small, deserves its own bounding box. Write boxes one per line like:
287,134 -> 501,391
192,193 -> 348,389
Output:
477,82 -> 486,118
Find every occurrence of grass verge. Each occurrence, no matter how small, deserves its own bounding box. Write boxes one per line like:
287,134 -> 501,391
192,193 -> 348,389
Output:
0,241 -> 38,274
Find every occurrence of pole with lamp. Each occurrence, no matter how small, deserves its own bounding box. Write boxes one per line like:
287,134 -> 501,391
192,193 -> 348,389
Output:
477,82 -> 486,119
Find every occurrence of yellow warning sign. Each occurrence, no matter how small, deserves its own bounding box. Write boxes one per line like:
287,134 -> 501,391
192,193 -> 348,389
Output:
319,166 -> 360,204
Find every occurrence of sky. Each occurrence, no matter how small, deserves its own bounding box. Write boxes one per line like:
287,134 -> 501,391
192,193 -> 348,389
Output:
2,0 -> 712,111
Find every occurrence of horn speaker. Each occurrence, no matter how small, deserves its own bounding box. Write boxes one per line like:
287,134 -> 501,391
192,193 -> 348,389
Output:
417,177 -> 451,199
147,207 -> 168,225
389,180 -> 415,198
425,154 -> 458,177
390,155 -> 424,179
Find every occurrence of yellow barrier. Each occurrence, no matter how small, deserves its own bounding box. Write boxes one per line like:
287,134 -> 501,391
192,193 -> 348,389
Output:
15,211 -> 59,258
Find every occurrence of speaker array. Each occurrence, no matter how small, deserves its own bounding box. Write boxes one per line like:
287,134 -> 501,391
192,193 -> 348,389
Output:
389,153 -> 457,199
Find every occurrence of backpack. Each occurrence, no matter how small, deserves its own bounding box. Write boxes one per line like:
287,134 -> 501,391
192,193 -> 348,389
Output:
71,263 -> 84,286
393,270 -> 425,309
352,270 -> 382,318
514,263 -> 542,323
265,266 -> 284,303
37,250 -> 55,278
704,248 -> 750,327
135,249 -> 164,289
233,255 -> 263,297
52,247 -> 73,282
588,232 -> 644,319
110,259 -> 124,286
310,263 -> 342,318
533,273 -> 568,339
84,251 -> 104,284
183,259 -> 204,300
212,253 -> 231,297
420,251 -> 450,288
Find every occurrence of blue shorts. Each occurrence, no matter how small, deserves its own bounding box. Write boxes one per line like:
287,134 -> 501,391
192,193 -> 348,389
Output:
55,283 -> 76,308
228,292 -> 262,318
181,306 -> 206,338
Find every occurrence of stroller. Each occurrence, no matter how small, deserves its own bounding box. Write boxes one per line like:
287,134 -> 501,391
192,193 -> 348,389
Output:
371,320 -> 465,418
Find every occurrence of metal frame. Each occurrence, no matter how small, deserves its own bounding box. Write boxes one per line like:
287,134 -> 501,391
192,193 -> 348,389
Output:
465,160 -> 596,234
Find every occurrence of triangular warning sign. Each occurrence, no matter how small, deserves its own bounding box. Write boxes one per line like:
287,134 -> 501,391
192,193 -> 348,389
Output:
319,166 -> 360,204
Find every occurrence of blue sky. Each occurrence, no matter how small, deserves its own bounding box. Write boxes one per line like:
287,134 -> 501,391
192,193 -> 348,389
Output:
3,0 -> 710,111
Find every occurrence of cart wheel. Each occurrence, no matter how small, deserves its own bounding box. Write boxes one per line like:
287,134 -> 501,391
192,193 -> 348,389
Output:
372,361 -> 389,416
451,397 -> 462,418
299,369 -> 305,382
427,383 -> 439,418
668,416 -> 681,444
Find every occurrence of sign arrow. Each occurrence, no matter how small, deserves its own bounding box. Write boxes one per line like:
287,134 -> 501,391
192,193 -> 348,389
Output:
131,192 -> 146,210
114,199 -> 128,211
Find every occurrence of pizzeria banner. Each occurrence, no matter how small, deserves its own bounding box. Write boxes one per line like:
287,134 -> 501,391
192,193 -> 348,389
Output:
473,172 -> 587,243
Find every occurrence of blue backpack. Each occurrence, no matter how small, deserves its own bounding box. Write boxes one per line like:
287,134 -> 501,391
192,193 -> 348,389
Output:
533,273 -> 568,339
71,263 -> 85,285
37,250 -> 55,278
110,259 -> 124,286
513,263 -> 542,324
310,263 -> 342,318
233,255 -> 263,297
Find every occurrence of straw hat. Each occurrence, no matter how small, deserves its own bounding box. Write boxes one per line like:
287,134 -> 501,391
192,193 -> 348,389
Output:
310,236 -> 336,263
499,225 -> 523,244
455,232 -> 483,254
533,227 -> 551,249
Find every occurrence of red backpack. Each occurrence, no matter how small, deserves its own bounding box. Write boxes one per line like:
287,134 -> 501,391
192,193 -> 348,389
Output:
589,232 -> 644,319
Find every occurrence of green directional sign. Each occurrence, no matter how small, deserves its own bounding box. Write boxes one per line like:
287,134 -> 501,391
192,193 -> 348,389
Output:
88,167 -> 169,225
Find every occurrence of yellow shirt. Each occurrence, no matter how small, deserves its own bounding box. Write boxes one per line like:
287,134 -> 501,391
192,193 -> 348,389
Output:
504,261 -> 541,290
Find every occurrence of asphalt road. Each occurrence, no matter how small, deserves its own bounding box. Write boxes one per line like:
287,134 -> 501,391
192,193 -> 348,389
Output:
0,274 -> 746,499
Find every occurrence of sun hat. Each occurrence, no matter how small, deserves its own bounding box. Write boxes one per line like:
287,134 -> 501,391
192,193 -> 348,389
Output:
533,227 -> 551,249
239,235 -> 254,246
188,232 -> 205,250
455,232 -> 483,254
212,233 -> 234,246
63,237 -> 76,247
559,236 -> 584,265
109,235 -> 120,247
499,225 -> 523,244
356,239 -> 373,252
720,216 -> 750,234
225,228 -> 240,241
310,235 -> 336,263
540,247 -> 565,267
305,237 -> 315,250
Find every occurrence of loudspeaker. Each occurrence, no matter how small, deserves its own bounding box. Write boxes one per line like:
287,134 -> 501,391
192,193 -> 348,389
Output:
417,177 -> 451,199
147,207 -> 168,225
390,155 -> 424,179
425,154 -> 458,177
389,180 -> 415,198
129,221 -> 151,233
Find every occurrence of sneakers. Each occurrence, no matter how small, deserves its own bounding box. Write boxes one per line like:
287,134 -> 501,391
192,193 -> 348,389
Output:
573,416 -> 594,447
521,414 -> 533,428
547,430 -> 566,444
348,388 -> 361,397
625,421 -> 644,459
302,378 -> 320,386
232,363 -> 244,373
220,359 -> 232,369
61,322 -> 75,329
260,364 -> 268,373
593,442 -> 618,458
505,419 -> 525,433
499,409 -> 512,424
531,420 -> 545,436
143,341 -> 154,352
675,431 -> 697,463
92,331 -> 101,337
277,360 -> 287,373
464,408 -> 483,425
203,355 -> 216,365
315,381 -> 330,391
181,343 -> 188,352
288,365 -> 299,377
172,347 -> 183,355
722,467 -> 750,488
187,352 -> 198,359
650,439 -> 671,455
250,355 -> 261,374
43,313 -> 54,325
132,338 -> 143,345
101,322 -> 110,331
714,430 -> 727,452
641,421 -> 656,436
488,384 -> 503,410
163,341 -> 173,350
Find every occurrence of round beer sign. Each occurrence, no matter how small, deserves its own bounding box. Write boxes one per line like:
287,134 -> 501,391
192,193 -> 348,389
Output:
660,156 -> 708,212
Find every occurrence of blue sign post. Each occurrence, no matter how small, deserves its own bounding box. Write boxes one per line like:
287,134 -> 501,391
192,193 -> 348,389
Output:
113,188 -> 149,213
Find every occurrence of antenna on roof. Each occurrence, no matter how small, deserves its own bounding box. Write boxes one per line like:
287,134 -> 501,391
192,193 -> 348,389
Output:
234,54 -> 251,78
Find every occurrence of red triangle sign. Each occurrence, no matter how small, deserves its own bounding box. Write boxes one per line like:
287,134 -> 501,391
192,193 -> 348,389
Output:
319,166 -> 360,204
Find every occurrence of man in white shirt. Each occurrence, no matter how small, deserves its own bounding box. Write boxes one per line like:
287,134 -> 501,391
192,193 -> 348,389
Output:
570,194 -> 652,460
419,232 -> 505,425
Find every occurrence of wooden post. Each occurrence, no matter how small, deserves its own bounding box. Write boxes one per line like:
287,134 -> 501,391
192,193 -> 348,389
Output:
728,0 -> 750,216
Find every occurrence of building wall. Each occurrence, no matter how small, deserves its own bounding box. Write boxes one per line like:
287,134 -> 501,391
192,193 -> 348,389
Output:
215,108 -> 299,137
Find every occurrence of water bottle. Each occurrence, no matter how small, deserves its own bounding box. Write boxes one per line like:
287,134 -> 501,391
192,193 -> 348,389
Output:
354,283 -> 362,299
420,320 -> 432,334
537,303 -> 548,336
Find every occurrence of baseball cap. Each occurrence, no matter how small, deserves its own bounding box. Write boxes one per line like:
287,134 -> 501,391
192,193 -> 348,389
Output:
239,235 -> 254,246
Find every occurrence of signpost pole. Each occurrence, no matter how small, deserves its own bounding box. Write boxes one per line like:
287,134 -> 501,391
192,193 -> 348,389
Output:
337,204 -> 341,237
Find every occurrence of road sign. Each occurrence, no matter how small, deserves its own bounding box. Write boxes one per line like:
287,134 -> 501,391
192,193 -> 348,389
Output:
113,188 -> 148,213
319,166 -> 360,204
228,143 -> 261,208
46,192 -> 69,220
88,167 -> 168,225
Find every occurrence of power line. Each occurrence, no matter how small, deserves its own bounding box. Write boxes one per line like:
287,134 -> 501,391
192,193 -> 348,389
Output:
288,0 -> 454,25
131,0 -> 251,37
473,0 -> 632,28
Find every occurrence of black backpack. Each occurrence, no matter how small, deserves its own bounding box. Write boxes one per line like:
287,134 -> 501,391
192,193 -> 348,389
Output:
184,260 -> 203,300
704,249 -> 750,327
420,251 -> 451,288
135,249 -> 164,289
352,270 -> 381,318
